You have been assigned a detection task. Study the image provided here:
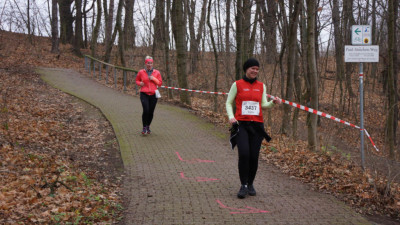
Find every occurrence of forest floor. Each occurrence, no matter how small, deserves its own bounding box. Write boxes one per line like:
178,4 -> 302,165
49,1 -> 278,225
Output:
0,31 -> 399,224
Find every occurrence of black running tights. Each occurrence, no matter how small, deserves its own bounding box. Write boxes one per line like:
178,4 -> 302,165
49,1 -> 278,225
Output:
236,123 -> 264,186
140,92 -> 158,127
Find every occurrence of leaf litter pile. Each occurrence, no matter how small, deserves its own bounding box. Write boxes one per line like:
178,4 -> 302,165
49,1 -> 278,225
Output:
1,32 -> 124,223
262,136 -> 400,222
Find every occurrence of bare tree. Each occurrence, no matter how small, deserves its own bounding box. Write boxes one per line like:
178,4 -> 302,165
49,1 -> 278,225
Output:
224,0 -> 232,81
124,0 -> 136,49
206,0 -> 219,112
103,0 -> 114,62
152,0 -> 165,56
281,0 -> 301,135
90,0 -> 102,58
343,0 -> 356,110
386,0 -> 399,158
306,0 -> 318,151
83,0 -> 95,47
58,0 -> 74,44
330,0 -> 345,112
248,5 -> 259,54
51,0 -> 59,53
27,0 -> 32,43
370,0 -> 378,91
277,0 -> 288,99
234,0 -> 251,80
171,0 -> 190,105
105,0 -> 122,64
73,0 -> 83,56
188,0 -> 207,73
116,0 -> 125,66
163,0 -> 173,98
258,0 -> 278,64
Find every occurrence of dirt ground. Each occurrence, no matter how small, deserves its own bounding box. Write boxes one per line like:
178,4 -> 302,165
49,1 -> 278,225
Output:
0,65 -> 125,223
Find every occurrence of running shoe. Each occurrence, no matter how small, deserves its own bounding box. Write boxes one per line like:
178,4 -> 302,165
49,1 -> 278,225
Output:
248,184 -> 256,196
237,185 -> 248,199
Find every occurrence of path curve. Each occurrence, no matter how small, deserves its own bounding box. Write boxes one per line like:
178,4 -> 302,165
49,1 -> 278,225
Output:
38,68 -> 371,224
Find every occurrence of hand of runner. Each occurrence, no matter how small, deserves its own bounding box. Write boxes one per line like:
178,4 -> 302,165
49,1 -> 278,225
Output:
273,97 -> 282,105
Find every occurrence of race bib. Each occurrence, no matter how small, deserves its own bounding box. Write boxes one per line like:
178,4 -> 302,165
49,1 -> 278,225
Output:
242,101 -> 260,115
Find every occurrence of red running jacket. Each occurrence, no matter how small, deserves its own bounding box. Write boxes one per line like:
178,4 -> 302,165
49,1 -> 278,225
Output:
135,69 -> 162,95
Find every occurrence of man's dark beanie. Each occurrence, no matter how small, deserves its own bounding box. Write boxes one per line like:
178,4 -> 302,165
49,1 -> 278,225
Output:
243,58 -> 260,72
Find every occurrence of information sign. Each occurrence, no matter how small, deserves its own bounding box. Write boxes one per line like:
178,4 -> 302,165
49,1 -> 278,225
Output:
344,45 -> 379,62
352,25 -> 372,45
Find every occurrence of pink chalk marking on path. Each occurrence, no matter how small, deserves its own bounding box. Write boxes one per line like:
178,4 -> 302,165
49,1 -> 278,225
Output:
216,199 -> 269,214
179,172 -> 220,182
176,152 -> 215,163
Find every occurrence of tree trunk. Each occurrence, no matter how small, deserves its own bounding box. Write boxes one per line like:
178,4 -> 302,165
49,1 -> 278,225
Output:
277,0 -> 288,99
248,6 -> 259,55
371,1 -> 386,94
105,0 -> 122,64
27,0 -> 32,43
103,0 -> 114,62
370,0 -> 377,92
242,0 -> 251,57
51,0 -> 59,53
58,0 -> 74,44
117,28 -> 125,67
292,49 -> 301,139
299,3 -> 308,94
234,0 -> 251,80
306,0 -> 318,151
215,0 -> 223,52
83,0 -> 88,47
207,0 -> 219,112
116,0 -> 125,66
331,0 -> 345,112
258,0 -> 278,64
73,0 -> 83,56
281,0 -> 300,135
266,0 -> 278,63
124,0 -> 135,50
225,0 -> 231,52
164,0 -> 173,98
152,0 -> 165,56
172,0 -> 190,105
343,0 -> 356,104
188,0 -> 196,73
188,0 -> 207,74
234,0 -> 243,80
82,0 -> 96,48
387,0 -> 399,158
90,0 -> 102,58
225,0 -> 232,81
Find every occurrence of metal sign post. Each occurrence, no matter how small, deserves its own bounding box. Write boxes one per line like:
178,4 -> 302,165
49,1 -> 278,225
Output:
359,63 -> 365,170
345,25 -> 379,171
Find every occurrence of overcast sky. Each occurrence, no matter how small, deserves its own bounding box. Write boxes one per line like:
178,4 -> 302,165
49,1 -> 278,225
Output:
2,0 -> 334,51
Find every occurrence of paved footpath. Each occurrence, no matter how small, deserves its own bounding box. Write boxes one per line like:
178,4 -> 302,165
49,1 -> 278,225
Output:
38,68 -> 371,225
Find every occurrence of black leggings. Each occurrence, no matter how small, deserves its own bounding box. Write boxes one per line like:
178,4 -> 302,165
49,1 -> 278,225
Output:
236,122 -> 264,186
140,92 -> 158,127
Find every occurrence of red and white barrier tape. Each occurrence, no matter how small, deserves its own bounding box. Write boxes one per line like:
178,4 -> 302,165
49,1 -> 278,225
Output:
266,94 -> 379,152
160,85 -> 227,95
159,85 -> 379,152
